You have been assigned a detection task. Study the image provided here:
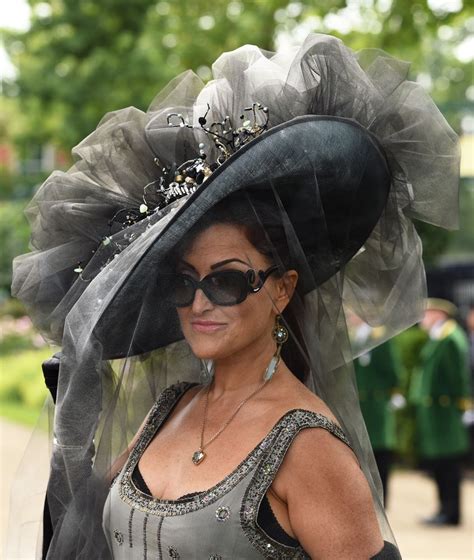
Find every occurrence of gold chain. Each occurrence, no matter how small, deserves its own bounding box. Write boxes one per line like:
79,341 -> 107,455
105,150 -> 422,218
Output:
199,377 -> 270,453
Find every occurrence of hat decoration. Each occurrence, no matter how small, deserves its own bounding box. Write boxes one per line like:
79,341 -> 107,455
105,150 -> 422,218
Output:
11,34 -> 460,348
70,102 -> 269,280
109,102 -> 270,231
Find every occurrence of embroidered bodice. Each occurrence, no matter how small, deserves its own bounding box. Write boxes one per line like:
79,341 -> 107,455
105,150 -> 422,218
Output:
102,381 -> 352,559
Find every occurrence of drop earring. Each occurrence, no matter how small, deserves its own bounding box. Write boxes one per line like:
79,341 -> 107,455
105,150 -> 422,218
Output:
200,359 -> 215,384
263,315 -> 289,381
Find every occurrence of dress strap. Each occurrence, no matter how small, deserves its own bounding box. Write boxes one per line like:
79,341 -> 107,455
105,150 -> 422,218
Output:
241,409 -> 351,559
143,381 -> 197,437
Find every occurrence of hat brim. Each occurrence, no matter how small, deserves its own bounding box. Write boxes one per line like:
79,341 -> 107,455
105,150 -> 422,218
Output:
94,115 -> 391,358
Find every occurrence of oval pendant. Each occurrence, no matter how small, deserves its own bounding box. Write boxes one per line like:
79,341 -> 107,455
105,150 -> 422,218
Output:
192,449 -> 206,465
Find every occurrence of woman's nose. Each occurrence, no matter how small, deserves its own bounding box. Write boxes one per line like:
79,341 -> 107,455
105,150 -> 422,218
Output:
191,287 -> 213,313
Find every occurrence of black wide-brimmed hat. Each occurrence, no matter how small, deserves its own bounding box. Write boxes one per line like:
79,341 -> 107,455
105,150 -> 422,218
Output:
12,33 -> 459,361
92,115 -> 391,357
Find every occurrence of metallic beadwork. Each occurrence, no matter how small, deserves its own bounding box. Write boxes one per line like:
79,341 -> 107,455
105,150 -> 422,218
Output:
113,530 -> 124,546
128,507 -> 135,548
215,506 -> 231,522
118,383 -> 282,517
168,545 -> 180,558
143,513 -> 149,560
156,516 -> 164,560
116,382 -> 352,559
239,411 -> 350,559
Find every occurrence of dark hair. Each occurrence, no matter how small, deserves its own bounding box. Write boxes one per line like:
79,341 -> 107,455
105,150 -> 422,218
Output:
172,192 -> 310,383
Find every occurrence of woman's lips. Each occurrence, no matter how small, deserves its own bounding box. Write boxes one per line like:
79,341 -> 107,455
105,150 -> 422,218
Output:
190,320 -> 226,333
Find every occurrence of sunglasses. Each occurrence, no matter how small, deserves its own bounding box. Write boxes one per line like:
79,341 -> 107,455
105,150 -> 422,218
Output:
159,265 -> 279,307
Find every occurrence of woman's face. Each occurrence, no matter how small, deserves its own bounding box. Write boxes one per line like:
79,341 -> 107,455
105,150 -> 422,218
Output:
175,223 -> 296,362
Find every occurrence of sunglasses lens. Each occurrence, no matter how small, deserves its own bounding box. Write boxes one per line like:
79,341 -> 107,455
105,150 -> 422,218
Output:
159,271 -> 251,307
158,274 -> 195,307
203,271 -> 248,305
173,274 -> 196,307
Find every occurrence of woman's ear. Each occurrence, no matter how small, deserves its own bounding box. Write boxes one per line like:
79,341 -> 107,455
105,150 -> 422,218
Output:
274,270 -> 298,312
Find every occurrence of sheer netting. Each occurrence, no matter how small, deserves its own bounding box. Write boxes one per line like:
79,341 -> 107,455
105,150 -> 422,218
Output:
9,34 -> 459,559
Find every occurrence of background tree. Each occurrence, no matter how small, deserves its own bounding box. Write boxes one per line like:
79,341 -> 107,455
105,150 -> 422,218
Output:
0,0 -> 472,295
4,0 -> 471,149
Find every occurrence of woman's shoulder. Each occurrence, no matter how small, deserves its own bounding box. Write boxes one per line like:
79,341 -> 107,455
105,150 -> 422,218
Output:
271,385 -> 381,557
272,374 -> 340,427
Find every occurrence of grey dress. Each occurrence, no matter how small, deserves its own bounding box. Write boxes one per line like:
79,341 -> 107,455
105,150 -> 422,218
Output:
102,382 -> 359,559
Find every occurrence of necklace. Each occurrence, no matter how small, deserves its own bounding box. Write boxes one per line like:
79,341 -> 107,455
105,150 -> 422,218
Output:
191,374 -> 272,466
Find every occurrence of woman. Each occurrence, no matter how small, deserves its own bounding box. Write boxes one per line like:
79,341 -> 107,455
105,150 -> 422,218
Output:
103,196 -> 390,558
10,34 -> 459,559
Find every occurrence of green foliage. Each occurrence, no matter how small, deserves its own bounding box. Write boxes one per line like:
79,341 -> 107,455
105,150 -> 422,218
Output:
0,332 -> 36,354
0,295 -> 26,318
0,168 -> 49,201
0,399 -> 48,425
414,178 -> 474,264
1,1 -> 471,269
3,0 -> 471,151
415,221 -> 453,266
2,0 -> 294,148
0,201 -> 31,295
449,178 -> 474,259
0,348 -> 52,426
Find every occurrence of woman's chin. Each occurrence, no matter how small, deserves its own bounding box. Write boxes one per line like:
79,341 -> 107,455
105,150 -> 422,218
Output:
188,339 -> 234,362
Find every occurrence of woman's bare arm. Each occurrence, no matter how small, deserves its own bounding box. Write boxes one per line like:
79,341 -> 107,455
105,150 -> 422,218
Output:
275,428 -> 384,559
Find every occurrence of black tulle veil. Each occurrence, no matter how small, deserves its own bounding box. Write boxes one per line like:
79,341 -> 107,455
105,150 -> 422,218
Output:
8,34 -> 459,558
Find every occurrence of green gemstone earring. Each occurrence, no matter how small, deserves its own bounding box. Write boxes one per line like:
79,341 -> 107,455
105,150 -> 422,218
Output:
263,315 -> 289,381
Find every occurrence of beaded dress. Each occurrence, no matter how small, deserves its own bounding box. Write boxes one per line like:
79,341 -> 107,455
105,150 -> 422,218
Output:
103,382 -> 350,559
104,382 -> 402,559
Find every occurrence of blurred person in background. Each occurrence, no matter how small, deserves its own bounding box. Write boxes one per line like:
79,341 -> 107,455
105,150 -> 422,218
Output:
410,298 -> 470,525
464,304 -> 474,465
353,321 -> 403,506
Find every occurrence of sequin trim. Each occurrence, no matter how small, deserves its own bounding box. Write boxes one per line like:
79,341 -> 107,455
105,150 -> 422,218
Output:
157,516 -> 164,560
168,545 -> 180,558
119,382 -> 351,525
128,507 -> 135,548
240,411 -> 352,559
215,505 -> 231,522
119,382 -> 280,517
143,513 -> 149,560
113,529 -> 124,546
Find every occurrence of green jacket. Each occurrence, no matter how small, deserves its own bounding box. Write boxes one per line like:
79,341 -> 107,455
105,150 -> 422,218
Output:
355,337 -> 401,451
410,320 -> 470,459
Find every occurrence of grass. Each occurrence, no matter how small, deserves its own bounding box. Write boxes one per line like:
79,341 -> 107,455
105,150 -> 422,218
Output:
0,399 -> 48,426
0,347 -> 53,427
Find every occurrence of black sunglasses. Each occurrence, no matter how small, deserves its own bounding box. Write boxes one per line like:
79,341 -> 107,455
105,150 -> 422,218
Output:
159,265 -> 279,307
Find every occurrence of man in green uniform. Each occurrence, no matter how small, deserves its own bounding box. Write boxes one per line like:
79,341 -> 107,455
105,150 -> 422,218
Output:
353,322 -> 403,505
411,298 -> 470,525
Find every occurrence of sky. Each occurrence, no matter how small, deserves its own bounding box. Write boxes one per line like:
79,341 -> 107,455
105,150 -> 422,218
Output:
1,0 -> 30,79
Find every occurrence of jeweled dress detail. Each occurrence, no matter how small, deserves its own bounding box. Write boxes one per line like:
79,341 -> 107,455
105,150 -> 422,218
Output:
103,382 -> 351,559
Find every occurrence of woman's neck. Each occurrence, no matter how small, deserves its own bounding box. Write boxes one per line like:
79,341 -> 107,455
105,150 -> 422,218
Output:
209,335 -> 277,399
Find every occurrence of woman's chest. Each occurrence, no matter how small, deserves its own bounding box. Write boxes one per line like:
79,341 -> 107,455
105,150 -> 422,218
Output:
138,415 -> 282,500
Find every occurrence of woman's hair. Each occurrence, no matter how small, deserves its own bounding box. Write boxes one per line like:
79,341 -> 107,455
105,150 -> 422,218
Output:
171,191 -> 310,383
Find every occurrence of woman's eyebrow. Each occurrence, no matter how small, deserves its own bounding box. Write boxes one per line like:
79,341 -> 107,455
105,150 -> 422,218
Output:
177,259 -> 197,272
210,258 -> 251,269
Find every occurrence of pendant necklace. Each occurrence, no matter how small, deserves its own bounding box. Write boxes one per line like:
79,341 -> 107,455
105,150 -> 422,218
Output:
191,372 -> 274,466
